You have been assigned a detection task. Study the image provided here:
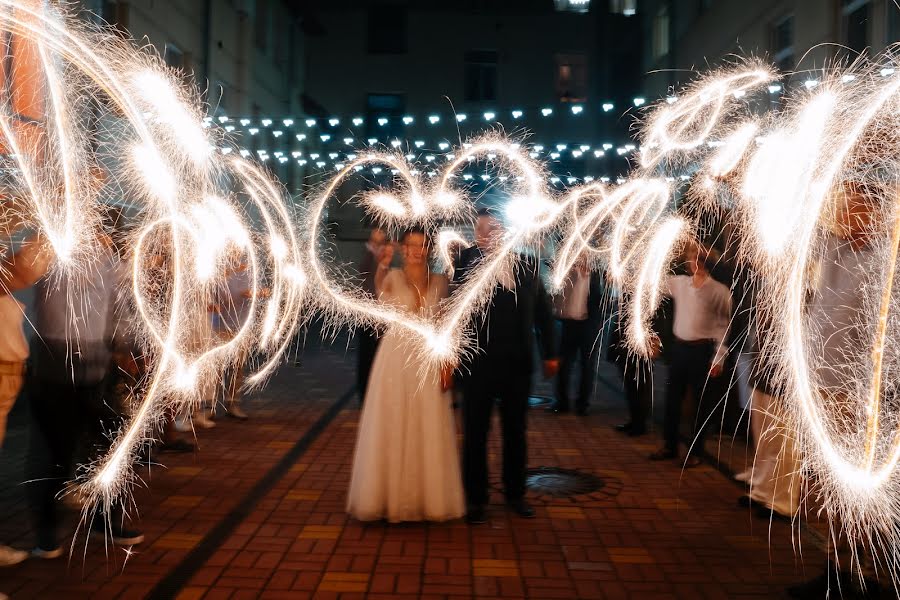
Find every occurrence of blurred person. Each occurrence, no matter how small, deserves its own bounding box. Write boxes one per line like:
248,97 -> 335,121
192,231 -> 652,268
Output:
356,227 -> 390,404
788,182 -> 881,599
347,228 -> 464,522
455,208 -> 558,524
549,254 -> 605,416
0,229 -> 52,568
27,230 -> 143,558
649,242 -> 732,468
608,296 -> 655,437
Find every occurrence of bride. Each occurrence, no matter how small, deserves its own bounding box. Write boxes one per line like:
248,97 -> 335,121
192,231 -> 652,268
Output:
347,228 -> 465,522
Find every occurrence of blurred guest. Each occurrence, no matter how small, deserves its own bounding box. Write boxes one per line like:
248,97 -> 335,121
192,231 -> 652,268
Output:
356,227 -> 390,403
456,209 -> 558,524
550,255 -> 604,416
650,242 -> 732,468
347,228 -> 464,522
0,230 -> 51,567
609,293 -> 654,437
28,231 -> 143,558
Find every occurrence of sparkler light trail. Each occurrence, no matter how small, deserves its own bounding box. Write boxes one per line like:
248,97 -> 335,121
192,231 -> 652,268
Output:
10,0 -> 900,575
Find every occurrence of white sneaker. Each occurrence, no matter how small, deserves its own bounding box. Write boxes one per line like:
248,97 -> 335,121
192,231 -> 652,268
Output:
193,411 -> 216,429
0,544 -> 27,566
227,404 -> 248,420
734,469 -> 752,483
174,416 -> 192,433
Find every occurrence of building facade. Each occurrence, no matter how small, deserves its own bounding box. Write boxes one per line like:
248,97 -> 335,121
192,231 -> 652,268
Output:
641,0 -> 900,99
79,0 -> 311,192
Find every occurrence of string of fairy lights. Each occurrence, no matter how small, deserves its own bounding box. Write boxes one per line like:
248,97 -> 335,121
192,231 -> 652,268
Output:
201,75 -> 849,184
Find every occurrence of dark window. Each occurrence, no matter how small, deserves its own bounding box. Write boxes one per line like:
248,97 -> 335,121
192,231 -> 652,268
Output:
843,0 -> 871,54
652,4 -> 670,60
888,2 -> 900,44
164,43 -> 184,69
771,15 -> 794,71
366,93 -> 405,142
556,53 -> 587,102
367,6 -> 408,54
464,50 -> 498,102
554,0 -> 591,13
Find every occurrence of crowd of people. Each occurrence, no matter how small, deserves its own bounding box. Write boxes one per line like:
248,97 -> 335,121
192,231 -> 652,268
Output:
350,182 -> 885,598
0,210 -> 259,580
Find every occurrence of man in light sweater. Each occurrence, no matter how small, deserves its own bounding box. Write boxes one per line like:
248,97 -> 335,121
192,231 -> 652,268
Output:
650,242 -> 732,468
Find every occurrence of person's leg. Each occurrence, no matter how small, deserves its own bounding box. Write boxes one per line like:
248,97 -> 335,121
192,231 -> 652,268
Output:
554,320 -> 576,412
627,357 -> 651,434
688,344 -> 722,460
499,370 -> 530,509
462,374 -> 494,514
226,356 -> 248,419
658,343 -> 690,455
27,378 -> 79,553
575,322 -> 594,413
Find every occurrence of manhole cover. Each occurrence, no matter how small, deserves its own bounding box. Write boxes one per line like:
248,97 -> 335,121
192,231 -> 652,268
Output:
526,466 -> 605,498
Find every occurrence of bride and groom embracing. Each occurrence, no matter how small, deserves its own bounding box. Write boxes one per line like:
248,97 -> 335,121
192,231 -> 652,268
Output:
347,208 -> 558,524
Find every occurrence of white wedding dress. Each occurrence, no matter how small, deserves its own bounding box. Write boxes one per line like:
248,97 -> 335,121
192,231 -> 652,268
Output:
347,269 -> 466,522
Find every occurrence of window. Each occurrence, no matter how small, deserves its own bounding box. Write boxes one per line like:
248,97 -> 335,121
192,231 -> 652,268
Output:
366,93 -> 405,142
842,0 -> 871,54
772,15 -> 794,71
609,0 -> 635,16
464,50 -> 498,103
164,43 -> 184,69
652,4 -> 670,61
556,54 -> 587,102
367,5 -> 408,54
554,0 -> 591,13
888,1 -> 900,45
255,0 -> 269,52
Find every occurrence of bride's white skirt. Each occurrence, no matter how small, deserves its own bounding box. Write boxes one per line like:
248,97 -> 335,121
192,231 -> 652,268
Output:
347,331 -> 465,523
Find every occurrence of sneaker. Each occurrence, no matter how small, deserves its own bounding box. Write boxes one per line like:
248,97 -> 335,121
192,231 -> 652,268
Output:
0,545 -> 27,566
31,545 -> 63,559
193,411 -> 216,429
227,404 -> 248,420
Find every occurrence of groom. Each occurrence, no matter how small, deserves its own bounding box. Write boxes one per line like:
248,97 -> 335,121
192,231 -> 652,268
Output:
455,208 -> 558,524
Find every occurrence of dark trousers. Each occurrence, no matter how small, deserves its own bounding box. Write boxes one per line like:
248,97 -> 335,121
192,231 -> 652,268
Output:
463,362 -> 530,507
663,340 -> 724,456
27,375 -> 118,549
620,355 -> 652,429
356,328 -> 380,401
556,319 -> 596,410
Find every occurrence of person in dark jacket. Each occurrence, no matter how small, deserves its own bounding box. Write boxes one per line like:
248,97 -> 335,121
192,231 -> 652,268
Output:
455,208 -> 558,524
356,227 -> 390,402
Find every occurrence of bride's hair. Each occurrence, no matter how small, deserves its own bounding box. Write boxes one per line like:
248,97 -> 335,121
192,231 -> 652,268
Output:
401,227 -> 432,248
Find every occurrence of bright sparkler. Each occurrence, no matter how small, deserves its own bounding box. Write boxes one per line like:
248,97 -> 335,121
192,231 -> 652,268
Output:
10,0 -> 900,575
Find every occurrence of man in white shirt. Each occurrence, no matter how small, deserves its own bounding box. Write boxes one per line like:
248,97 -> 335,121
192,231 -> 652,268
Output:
550,256 -> 605,416
650,242 -> 732,467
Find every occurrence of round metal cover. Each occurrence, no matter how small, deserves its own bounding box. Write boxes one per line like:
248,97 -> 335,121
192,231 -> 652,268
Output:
526,467 -> 605,498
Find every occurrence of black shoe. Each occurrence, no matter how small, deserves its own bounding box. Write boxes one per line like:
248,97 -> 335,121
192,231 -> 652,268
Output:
575,405 -> 589,416
615,422 -> 633,433
626,426 -> 646,437
507,499 -> 536,518
466,505 -> 487,525
548,401 -> 570,414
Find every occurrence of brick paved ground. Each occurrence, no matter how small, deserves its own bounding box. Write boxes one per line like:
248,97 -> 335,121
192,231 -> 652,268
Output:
0,332 -> 826,599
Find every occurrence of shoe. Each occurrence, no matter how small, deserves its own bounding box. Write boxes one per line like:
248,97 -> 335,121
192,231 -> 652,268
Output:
683,455 -> 703,469
31,545 -> 63,559
466,506 -> 487,525
614,423 -> 633,433
193,411 -> 216,429
227,404 -> 249,420
649,447 -> 677,461
575,405 -> 589,416
173,416 -> 191,433
734,469 -> 752,483
506,499 -> 536,518
0,544 -> 27,566
92,523 -> 145,546
547,401 -> 570,414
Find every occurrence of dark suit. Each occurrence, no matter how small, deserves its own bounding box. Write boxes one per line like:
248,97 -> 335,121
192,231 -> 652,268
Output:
607,296 -> 658,432
356,248 -> 380,401
554,271 -> 606,411
455,246 -> 556,506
